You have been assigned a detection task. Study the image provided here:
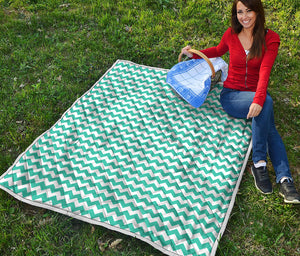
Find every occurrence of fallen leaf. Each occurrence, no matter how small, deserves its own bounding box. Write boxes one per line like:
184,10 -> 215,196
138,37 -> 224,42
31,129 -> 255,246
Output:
59,3 -> 70,8
125,25 -> 132,33
91,225 -> 95,234
109,239 -> 123,249
97,238 -> 111,252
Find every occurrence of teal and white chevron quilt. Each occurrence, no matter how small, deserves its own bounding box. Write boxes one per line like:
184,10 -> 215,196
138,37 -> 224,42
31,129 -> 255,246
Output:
0,60 -> 252,256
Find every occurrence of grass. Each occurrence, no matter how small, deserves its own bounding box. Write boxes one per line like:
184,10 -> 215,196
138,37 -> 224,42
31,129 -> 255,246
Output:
0,0 -> 299,255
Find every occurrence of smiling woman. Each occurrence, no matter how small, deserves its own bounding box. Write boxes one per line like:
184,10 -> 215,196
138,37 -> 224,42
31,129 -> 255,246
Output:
236,2 -> 257,30
231,0 -> 266,62
181,0 -> 300,204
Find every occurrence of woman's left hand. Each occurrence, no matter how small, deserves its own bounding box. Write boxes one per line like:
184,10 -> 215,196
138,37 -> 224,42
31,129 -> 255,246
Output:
181,45 -> 193,58
247,103 -> 262,119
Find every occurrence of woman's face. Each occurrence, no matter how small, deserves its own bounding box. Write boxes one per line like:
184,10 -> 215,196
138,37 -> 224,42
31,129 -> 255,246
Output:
236,1 -> 257,30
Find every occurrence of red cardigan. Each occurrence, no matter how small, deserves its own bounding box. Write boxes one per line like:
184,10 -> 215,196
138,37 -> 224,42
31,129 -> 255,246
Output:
192,27 -> 280,107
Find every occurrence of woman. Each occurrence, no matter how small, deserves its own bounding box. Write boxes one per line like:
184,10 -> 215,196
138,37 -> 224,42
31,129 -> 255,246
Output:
181,0 -> 299,204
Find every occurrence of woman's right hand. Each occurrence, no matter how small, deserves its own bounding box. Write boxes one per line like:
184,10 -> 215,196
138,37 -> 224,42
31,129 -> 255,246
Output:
181,45 -> 193,58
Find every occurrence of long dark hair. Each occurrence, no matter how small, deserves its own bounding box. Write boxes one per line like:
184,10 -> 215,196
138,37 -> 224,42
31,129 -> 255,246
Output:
231,0 -> 266,59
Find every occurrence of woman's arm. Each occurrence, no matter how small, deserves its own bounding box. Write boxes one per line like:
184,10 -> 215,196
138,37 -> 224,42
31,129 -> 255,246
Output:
252,41 -> 280,107
181,28 -> 230,59
247,31 -> 280,118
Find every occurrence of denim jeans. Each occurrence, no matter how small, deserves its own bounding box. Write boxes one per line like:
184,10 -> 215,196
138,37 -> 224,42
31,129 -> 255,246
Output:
220,87 -> 292,183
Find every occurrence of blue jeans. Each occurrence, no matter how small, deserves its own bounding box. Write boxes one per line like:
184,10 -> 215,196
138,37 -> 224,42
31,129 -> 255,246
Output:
220,88 -> 292,183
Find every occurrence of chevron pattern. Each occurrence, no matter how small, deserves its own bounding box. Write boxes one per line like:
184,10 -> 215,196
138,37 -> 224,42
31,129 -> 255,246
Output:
0,60 -> 252,256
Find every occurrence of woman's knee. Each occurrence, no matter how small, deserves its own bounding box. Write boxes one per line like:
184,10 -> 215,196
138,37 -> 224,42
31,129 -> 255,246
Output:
255,95 -> 274,121
262,95 -> 274,112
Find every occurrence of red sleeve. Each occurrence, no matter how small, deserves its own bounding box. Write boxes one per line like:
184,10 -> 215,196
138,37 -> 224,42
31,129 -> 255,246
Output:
192,28 -> 230,59
253,31 -> 280,106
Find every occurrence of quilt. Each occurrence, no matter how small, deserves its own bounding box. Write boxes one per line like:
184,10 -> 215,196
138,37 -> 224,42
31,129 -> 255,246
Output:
0,60 -> 252,256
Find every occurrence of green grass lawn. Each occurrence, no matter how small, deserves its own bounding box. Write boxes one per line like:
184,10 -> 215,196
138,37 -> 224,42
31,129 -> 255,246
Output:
0,0 -> 299,255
